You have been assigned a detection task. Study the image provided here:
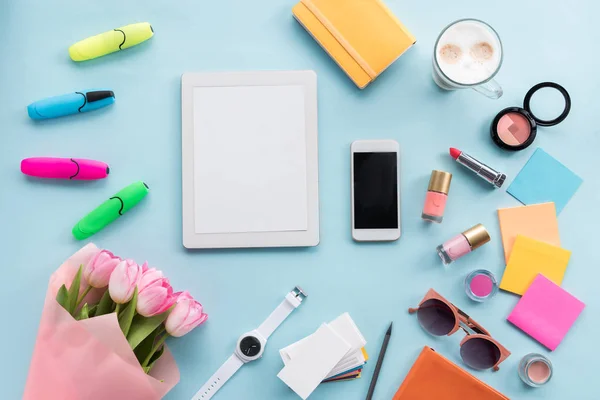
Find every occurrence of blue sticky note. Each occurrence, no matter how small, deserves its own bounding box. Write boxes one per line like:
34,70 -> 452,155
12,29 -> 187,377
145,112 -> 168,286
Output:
507,148 -> 582,214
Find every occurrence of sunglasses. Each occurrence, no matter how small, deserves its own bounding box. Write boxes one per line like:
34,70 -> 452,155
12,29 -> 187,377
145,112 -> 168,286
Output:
408,289 -> 510,371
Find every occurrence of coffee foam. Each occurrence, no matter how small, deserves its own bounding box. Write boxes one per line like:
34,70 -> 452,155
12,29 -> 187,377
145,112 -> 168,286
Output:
435,20 -> 501,85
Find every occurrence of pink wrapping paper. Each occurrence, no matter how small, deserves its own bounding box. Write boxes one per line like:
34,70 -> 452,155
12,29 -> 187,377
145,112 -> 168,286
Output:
23,244 -> 180,400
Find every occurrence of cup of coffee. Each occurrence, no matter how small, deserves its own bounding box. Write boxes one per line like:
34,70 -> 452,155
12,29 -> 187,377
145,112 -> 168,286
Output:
432,19 -> 503,99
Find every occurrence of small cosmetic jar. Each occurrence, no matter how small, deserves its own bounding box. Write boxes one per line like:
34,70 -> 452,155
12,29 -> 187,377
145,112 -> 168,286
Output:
518,353 -> 553,387
464,269 -> 498,302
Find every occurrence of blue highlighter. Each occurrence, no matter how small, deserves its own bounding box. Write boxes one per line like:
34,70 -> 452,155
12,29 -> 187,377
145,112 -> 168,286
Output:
27,90 -> 115,120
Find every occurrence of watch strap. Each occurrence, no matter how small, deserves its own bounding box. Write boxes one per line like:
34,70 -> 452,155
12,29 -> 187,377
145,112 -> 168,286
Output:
191,354 -> 244,400
257,288 -> 305,339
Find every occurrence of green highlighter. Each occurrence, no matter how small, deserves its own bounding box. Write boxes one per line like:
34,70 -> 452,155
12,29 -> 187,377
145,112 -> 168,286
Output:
72,181 -> 149,240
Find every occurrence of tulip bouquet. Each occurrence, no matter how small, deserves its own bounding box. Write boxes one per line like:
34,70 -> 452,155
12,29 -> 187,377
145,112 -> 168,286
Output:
24,244 -> 207,400
60,252 -> 207,373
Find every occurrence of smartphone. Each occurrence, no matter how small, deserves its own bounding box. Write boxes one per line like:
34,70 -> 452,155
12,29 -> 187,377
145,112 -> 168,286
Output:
351,140 -> 401,241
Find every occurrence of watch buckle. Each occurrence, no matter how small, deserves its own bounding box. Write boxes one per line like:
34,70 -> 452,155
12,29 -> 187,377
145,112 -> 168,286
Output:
292,286 -> 307,301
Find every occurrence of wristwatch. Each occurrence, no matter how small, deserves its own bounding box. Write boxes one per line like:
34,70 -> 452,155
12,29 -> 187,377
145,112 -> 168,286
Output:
191,286 -> 307,400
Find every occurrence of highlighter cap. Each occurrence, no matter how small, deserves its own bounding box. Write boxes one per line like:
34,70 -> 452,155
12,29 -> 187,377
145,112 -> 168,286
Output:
463,224 -> 491,250
120,22 -> 154,50
428,170 -> 452,194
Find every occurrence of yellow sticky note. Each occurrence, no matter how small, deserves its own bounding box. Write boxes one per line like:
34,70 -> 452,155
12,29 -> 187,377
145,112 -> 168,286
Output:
498,203 -> 560,263
500,235 -> 571,295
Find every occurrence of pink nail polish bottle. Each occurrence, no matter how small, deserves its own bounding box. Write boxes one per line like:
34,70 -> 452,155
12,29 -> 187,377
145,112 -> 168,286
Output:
422,170 -> 452,223
437,224 -> 491,265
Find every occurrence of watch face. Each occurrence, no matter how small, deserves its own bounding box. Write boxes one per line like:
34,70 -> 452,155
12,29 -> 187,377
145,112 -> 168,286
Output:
239,336 -> 261,357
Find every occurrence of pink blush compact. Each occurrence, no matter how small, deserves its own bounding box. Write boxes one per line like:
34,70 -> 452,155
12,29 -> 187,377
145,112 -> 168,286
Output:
490,82 -> 570,151
496,113 -> 531,146
465,270 -> 498,302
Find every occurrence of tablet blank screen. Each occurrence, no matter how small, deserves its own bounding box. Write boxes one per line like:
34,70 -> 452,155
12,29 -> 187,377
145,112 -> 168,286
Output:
193,85 -> 308,234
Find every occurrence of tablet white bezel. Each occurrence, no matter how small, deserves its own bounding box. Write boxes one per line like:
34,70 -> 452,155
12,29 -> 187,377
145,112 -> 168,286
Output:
181,70 -> 319,248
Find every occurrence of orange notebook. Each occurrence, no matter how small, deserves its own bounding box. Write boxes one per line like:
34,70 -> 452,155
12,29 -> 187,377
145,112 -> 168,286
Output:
292,0 -> 415,89
393,347 -> 510,400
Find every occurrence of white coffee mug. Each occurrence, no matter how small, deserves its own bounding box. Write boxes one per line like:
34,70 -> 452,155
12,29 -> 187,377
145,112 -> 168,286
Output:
432,19 -> 503,99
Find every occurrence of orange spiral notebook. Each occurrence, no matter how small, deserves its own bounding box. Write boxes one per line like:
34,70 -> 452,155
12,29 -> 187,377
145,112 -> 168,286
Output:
393,347 -> 510,400
292,0 -> 415,89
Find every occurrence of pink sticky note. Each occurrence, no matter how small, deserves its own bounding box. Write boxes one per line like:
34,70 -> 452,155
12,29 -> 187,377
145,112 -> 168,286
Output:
507,274 -> 585,351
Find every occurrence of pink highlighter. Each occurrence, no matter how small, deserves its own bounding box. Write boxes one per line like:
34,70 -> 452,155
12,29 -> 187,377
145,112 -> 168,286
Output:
21,157 -> 109,180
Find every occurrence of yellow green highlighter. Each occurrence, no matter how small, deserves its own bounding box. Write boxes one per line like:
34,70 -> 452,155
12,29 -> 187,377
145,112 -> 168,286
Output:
72,181 -> 149,240
69,22 -> 154,62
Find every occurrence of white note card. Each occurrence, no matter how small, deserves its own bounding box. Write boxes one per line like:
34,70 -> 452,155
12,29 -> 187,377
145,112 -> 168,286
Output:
277,324 -> 350,399
280,313 -> 366,364
193,85 -> 308,234
328,312 -> 367,351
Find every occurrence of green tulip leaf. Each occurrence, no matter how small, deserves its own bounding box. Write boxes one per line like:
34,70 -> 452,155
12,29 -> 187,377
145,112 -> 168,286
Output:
95,290 -> 114,316
56,284 -> 69,310
76,303 -> 90,321
87,304 -> 98,318
127,309 -> 171,349
149,343 -> 165,364
134,326 -> 161,364
118,287 -> 138,336
66,265 -> 83,315
144,344 -> 165,375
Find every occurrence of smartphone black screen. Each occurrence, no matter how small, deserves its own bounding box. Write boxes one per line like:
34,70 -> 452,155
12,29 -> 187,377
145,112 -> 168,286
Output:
353,152 -> 398,229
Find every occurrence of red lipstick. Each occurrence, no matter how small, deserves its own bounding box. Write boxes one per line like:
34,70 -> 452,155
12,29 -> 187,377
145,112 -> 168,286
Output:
449,148 -> 506,188
449,147 -> 461,160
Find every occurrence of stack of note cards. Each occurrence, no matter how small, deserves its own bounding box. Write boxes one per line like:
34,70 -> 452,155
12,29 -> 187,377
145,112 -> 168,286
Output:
292,0 -> 415,89
278,313 -> 367,399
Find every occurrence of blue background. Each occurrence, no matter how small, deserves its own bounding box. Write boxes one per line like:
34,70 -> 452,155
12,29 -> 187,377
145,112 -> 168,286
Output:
1,0 -> 599,399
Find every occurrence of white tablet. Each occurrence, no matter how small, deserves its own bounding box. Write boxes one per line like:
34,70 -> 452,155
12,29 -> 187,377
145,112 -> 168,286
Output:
181,71 -> 320,248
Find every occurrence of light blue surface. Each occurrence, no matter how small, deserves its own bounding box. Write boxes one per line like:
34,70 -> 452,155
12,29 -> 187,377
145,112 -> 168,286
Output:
507,148 -> 583,214
1,1 -> 599,399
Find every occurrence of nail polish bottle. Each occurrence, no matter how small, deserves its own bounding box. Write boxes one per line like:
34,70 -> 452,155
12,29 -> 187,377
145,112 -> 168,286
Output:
437,224 -> 491,265
422,170 -> 452,223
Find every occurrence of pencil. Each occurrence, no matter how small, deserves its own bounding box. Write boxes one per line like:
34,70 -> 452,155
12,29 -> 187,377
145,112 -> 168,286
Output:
365,322 -> 393,400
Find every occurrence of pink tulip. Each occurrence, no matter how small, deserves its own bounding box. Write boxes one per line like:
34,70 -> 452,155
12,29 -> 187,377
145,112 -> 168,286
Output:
108,259 -> 142,304
83,250 -> 121,288
165,292 -> 208,337
141,261 -> 150,273
173,291 -> 193,302
136,266 -> 176,317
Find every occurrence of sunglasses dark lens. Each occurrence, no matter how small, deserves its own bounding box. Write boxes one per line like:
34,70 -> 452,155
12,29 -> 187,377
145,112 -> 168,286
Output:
460,337 -> 501,370
416,299 -> 455,336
